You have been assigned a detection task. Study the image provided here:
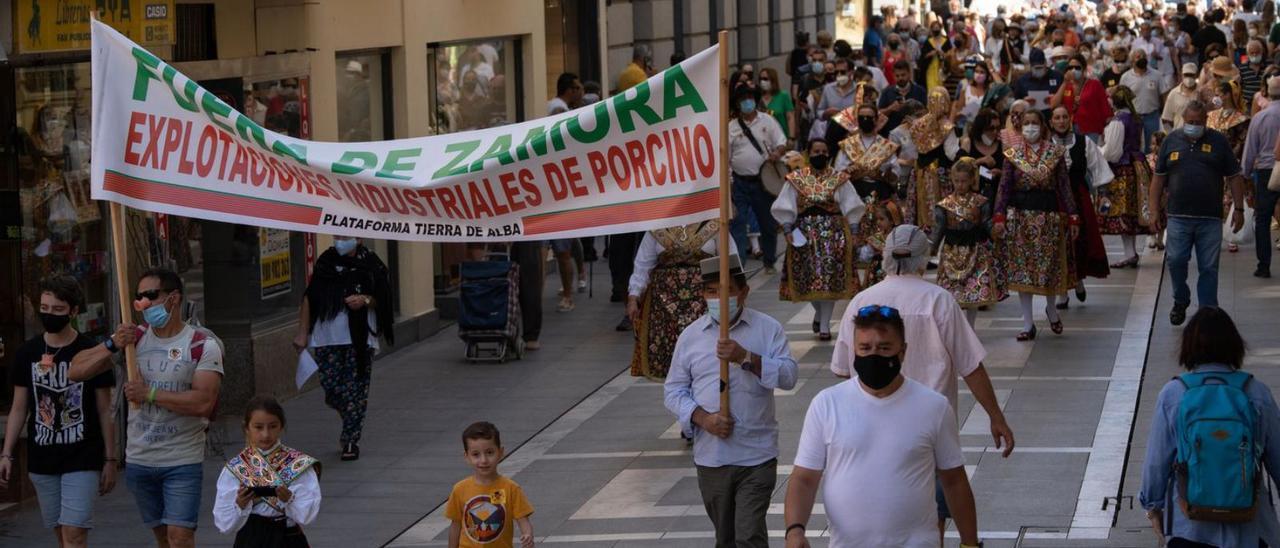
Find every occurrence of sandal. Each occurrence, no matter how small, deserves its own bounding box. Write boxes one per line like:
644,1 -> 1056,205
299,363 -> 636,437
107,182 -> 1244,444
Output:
818,332 -> 832,341
1075,286 -> 1087,302
1109,256 -> 1139,269
341,442 -> 360,461
1050,319 -> 1064,335
1016,326 -> 1037,341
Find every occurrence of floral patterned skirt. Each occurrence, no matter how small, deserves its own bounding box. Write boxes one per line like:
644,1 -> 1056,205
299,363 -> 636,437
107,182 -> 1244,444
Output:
910,166 -> 950,232
631,264 -> 706,380
1002,208 -> 1075,296
782,212 -> 858,301
938,239 -> 1007,307
1097,162 -> 1154,235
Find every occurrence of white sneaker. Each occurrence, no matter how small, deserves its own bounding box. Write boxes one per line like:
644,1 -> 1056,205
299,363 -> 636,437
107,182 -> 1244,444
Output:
577,280 -> 587,293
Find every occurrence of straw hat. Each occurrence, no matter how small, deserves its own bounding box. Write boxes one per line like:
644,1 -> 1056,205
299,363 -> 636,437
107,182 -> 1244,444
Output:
1210,56 -> 1240,81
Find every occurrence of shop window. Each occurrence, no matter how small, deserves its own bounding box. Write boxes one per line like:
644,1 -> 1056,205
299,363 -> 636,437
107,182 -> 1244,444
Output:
428,38 -> 523,292
174,4 -> 217,62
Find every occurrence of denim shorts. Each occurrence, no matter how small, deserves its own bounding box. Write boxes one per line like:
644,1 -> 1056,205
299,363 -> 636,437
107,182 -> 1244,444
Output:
28,470 -> 100,529
125,463 -> 203,530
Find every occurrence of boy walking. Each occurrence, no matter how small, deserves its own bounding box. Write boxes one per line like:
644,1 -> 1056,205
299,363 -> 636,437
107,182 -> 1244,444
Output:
664,255 -> 798,547
446,422 -> 534,548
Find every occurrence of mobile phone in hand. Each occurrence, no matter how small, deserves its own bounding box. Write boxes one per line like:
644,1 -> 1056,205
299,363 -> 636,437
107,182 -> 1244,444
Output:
250,486 -> 278,497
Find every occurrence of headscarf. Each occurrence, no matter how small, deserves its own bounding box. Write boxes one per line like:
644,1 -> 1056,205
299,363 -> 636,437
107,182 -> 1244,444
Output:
1110,84 -> 1137,113
307,244 -> 395,371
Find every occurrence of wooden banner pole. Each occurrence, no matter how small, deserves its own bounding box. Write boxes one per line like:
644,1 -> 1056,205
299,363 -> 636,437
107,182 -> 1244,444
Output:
109,202 -> 140,386
717,30 -> 731,418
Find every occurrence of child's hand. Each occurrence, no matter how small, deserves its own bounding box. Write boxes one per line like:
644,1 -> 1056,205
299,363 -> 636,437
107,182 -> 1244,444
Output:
520,531 -> 535,548
236,486 -> 254,509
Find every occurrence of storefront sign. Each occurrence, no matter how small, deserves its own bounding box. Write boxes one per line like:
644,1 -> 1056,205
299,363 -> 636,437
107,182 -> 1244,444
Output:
303,233 -> 316,283
89,21 -> 721,243
19,1 -> 174,54
259,228 -> 291,298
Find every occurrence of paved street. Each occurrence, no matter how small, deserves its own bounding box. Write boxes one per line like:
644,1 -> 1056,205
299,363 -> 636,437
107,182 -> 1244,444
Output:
3,236 -> 1280,547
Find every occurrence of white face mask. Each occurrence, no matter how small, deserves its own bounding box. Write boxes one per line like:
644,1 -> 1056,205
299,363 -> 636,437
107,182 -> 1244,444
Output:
760,80 -> 772,92
1183,76 -> 1197,89
836,74 -> 851,86
1022,125 -> 1041,142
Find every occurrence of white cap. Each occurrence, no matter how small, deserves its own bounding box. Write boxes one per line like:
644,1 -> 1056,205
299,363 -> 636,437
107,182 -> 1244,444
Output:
1181,62 -> 1198,76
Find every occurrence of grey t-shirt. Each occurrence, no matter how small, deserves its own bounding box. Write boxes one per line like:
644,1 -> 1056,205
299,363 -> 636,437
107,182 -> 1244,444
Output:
126,324 -> 224,467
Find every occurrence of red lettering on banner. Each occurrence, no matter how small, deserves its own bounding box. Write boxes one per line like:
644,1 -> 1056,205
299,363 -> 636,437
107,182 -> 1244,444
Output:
124,112 -> 147,166
339,179 -> 373,211
694,124 -> 715,178
467,181 -> 494,218
400,188 -> 427,216
543,162 -> 569,201
645,133 -> 667,185
518,168 -> 542,207
671,126 -> 695,181
436,187 -> 467,219
194,125 -> 217,177
141,115 -> 165,168
625,141 -> 652,189
499,172 -> 526,213
379,185 -> 410,215
607,146 -> 632,190
227,143 -> 249,183
216,130 -> 235,179
316,174 -> 341,201
248,149 -> 270,187
563,157 -> 588,198
161,118 -> 183,170
177,121 -> 196,175
586,151 -> 609,191
416,189 -> 444,217
481,178 -> 511,216
662,130 -> 675,184
454,185 -> 476,219
268,157 -> 296,192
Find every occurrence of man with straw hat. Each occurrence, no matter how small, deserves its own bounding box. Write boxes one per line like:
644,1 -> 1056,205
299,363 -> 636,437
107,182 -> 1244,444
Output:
664,254 -> 798,548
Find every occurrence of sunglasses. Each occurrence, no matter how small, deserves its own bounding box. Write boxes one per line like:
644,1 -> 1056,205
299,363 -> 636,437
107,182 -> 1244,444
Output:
857,305 -> 901,319
134,289 -> 165,301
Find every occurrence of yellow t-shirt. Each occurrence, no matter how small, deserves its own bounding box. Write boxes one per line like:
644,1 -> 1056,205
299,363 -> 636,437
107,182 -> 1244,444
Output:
445,475 -> 534,548
617,62 -> 648,92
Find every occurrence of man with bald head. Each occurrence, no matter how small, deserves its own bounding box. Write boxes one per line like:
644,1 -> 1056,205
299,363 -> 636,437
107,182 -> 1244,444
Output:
1240,39 -> 1269,112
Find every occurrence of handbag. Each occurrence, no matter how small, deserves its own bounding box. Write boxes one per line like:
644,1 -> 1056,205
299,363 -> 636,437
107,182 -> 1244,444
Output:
1225,205 -> 1256,246
1268,166 -> 1280,192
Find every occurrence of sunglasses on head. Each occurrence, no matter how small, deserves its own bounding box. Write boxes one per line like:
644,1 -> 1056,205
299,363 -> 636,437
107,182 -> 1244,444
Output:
857,305 -> 901,320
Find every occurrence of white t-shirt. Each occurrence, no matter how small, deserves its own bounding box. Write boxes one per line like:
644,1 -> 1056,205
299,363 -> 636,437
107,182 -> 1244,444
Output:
794,378 -> 964,548
547,97 -> 570,115
127,324 -> 224,467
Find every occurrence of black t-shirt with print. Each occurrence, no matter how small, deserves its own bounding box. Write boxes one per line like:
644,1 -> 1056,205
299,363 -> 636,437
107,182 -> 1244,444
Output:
10,334 -> 116,475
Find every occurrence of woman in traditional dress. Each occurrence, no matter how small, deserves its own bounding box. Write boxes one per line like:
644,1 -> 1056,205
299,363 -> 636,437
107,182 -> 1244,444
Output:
773,139 -> 866,340
1207,80 -> 1251,253
1097,85 -> 1154,268
905,86 -> 960,232
931,158 -> 1005,326
833,102 -> 904,288
993,110 -> 1080,341
920,20 -> 955,92
1049,106 -> 1112,309
214,397 -> 321,548
625,221 -> 734,380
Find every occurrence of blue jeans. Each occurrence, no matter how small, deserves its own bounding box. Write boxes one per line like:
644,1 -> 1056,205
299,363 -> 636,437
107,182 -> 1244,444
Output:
1165,216 -> 1222,308
28,470 -> 100,529
1255,170 -> 1280,270
730,175 -> 777,266
1140,111 -> 1161,153
125,463 -> 203,530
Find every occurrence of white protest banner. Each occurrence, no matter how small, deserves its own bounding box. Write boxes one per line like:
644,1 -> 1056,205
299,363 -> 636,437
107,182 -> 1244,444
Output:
90,20 -> 721,242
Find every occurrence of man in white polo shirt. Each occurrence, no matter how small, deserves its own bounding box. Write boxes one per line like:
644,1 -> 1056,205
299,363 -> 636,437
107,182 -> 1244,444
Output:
783,304 -> 982,548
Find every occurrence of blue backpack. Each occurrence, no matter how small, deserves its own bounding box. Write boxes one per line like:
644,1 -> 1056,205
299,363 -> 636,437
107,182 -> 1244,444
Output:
1171,370 -> 1261,524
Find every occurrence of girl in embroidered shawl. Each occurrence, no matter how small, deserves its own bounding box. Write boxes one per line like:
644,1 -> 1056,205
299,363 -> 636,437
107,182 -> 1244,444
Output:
772,139 -> 866,340
1097,85 -> 1154,268
993,110 -> 1080,342
931,158 -> 1006,326
625,221 -> 735,380
904,86 -> 960,232
215,397 -> 321,548
1207,80 -> 1252,253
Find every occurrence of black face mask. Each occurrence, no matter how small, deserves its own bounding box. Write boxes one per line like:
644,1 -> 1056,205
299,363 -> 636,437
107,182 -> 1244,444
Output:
1135,58 -> 1148,70
39,312 -> 71,334
857,115 -> 877,133
853,353 -> 902,390
809,154 -> 830,170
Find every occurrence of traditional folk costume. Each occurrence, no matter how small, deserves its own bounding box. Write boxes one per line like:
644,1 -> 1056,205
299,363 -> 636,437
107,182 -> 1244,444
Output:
1053,130 -> 1113,284
628,221 -> 732,380
214,445 -> 322,548
1207,102 -> 1251,218
1097,110 -> 1154,260
995,139 -> 1079,297
931,192 -> 1006,309
833,113 -> 903,289
771,166 -> 865,337
905,87 -> 960,232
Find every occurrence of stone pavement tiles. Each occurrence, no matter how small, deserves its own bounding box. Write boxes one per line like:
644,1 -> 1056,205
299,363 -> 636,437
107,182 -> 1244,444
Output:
387,238 -> 1158,548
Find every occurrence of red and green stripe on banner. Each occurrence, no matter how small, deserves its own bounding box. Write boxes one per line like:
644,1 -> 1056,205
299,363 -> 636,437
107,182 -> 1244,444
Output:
521,187 -> 719,235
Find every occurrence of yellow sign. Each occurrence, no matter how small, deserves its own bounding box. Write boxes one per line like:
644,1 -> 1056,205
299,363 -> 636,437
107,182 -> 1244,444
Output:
17,1 -> 174,54
259,228 -> 292,299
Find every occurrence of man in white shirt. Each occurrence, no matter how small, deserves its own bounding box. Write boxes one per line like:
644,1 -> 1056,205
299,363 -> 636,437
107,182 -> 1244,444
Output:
728,86 -> 787,273
665,255 -> 798,548
829,225 -> 1013,532
1162,63 -> 1202,131
784,304 -> 981,548
1120,49 -> 1171,151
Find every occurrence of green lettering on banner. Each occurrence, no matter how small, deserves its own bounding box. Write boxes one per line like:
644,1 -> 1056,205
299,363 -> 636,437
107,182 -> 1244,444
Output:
376,148 -> 422,180
332,151 -> 379,175
566,102 -> 611,144
662,64 -> 709,119
199,91 -> 236,134
468,135 -> 515,173
548,118 -> 570,152
130,47 -> 163,102
162,66 -> 200,113
432,140 -> 480,180
272,141 -> 309,166
234,114 -> 271,150
516,126 -> 547,161
611,81 -> 662,133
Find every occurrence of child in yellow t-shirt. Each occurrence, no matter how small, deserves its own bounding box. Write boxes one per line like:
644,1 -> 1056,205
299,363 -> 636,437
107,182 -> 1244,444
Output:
446,422 -> 534,548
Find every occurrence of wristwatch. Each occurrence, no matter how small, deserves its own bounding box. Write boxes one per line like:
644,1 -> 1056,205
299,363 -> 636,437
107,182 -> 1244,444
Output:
103,335 -> 120,353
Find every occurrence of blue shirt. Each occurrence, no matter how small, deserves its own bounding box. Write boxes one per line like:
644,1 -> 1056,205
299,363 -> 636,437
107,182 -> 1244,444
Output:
1242,101 -> 1280,175
1140,364 -> 1280,547
664,308 -> 798,468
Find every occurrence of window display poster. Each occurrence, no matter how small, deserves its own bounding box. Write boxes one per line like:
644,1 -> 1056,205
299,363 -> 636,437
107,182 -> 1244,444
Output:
18,0 -> 175,54
259,228 -> 291,299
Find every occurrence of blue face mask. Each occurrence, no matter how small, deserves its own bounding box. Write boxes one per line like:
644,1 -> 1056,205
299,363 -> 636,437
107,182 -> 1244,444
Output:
1183,124 -> 1205,139
706,297 -> 741,323
811,61 -> 825,75
142,299 -> 172,328
334,238 -> 358,256
739,99 -> 756,114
